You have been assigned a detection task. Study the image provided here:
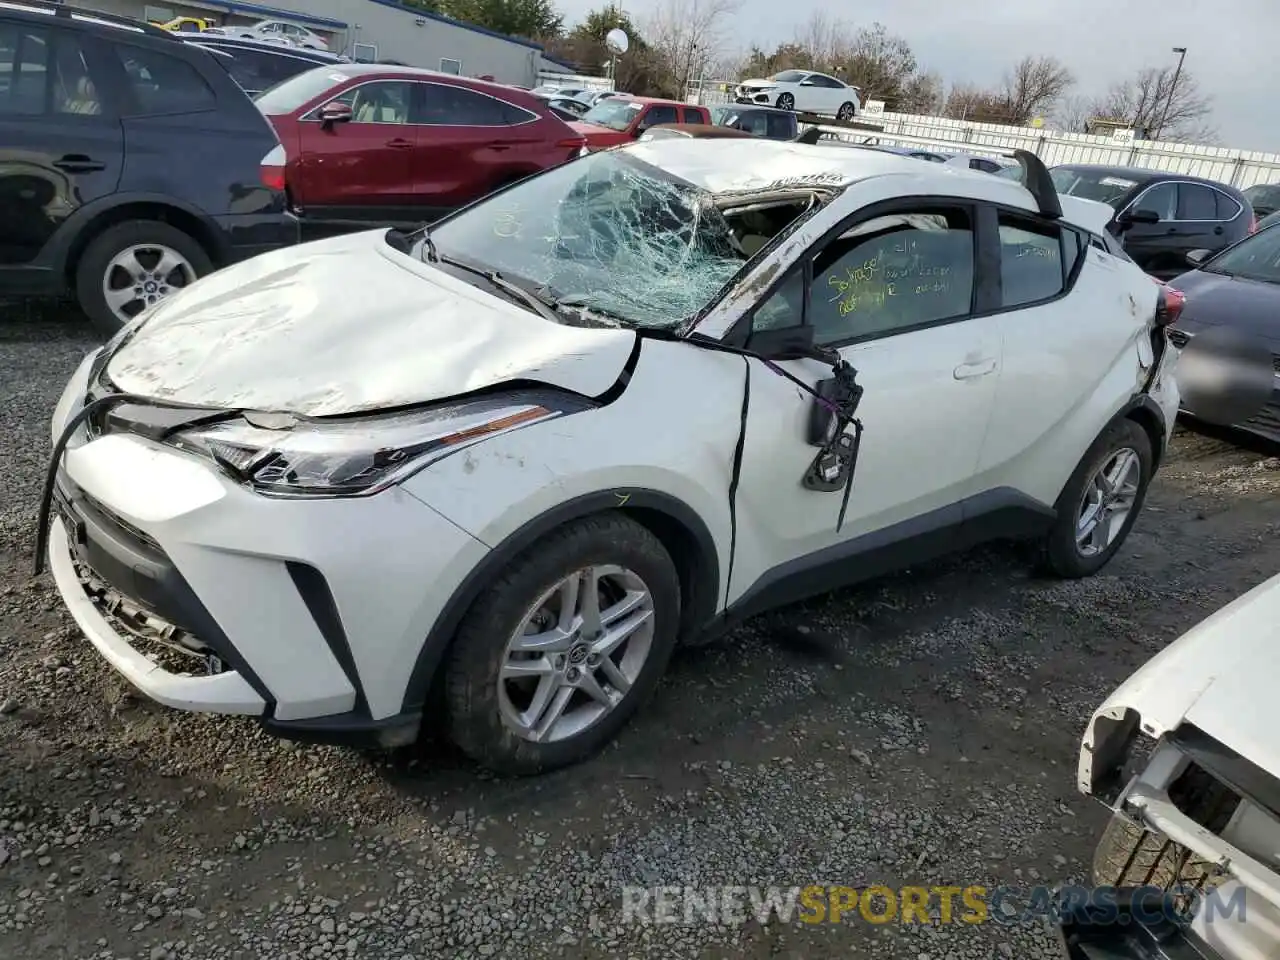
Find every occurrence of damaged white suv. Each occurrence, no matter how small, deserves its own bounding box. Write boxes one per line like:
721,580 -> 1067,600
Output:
40,140 -> 1180,774
1069,572 -> 1280,960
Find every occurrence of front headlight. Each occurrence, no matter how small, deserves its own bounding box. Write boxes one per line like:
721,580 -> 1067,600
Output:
169,391 -> 589,498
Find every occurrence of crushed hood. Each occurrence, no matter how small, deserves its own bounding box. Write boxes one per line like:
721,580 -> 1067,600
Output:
104,230 -> 637,417
1085,571 -> 1280,779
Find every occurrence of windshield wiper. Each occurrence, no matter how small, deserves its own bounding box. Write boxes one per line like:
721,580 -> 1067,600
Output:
436,255 -> 559,322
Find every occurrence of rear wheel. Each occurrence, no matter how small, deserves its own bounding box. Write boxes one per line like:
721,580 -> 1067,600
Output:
444,513 -> 681,775
1040,418 -> 1153,578
836,102 -> 856,121
74,219 -> 210,337
776,93 -> 795,111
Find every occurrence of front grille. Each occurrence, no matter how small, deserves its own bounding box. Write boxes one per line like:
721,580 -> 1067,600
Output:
71,554 -> 221,676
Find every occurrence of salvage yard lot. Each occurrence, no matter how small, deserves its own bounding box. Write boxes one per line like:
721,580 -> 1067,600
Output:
2,304 -> 1279,960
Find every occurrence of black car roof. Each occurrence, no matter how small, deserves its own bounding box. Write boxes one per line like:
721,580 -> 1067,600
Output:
714,103 -> 793,116
1056,163 -> 1244,194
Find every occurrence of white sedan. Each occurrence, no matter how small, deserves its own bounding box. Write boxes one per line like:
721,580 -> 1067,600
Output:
235,19 -> 329,50
41,140 -> 1179,775
735,69 -> 861,120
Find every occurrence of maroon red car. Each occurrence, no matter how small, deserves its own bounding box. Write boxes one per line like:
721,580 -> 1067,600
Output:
570,96 -> 710,151
254,64 -> 586,230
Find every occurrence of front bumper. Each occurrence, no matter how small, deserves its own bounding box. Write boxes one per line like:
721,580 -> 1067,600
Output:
46,425 -> 488,747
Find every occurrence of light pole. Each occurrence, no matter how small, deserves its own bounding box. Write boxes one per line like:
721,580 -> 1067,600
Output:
1154,46 -> 1187,141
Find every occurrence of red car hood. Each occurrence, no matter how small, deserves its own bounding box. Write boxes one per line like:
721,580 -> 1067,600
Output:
569,120 -> 631,146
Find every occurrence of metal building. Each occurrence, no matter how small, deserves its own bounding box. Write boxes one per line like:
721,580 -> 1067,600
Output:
87,0 -> 573,86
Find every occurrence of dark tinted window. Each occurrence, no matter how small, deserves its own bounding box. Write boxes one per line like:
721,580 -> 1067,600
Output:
115,45 -> 216,113
1177,183 -> 1218,220
1214,190 -> 1241,221
998,214 -> 1065,307
0,23 -> 48,115
643,104 -> 678,127
501,101 -> 537,125
210,47 -> 316,94
1132,181 -> 1176,220
765,112 -> 794,139
809,73 -> 843,88
412,82 -> 507,125
808,207 -> 975,344
970,158 -> 1001,173
735,109 -> 768,136
681,106 -> 700,124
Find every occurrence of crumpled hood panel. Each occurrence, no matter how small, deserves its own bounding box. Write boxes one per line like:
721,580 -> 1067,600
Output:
1087,571 -> 1280,777
104,230 -> 637,417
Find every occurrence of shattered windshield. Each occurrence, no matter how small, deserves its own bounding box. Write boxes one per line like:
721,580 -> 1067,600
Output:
426,150 -> 753,330
580,98 -> 643,131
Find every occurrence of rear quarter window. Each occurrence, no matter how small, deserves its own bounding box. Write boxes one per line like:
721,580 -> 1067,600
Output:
114,44 -> 216,114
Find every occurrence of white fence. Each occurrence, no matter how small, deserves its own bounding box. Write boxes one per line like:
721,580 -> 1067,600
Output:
689,84 -> 1280,189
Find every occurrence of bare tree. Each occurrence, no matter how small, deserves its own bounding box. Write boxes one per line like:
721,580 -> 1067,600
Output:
1052,92 -> 1096,133
1089,65 -> 1216,142
897,70 -> 944,115
1000,55 -> 1073,125
644,0 -> 740,94
942,83 -> 1015,124
793,10 -> 844,67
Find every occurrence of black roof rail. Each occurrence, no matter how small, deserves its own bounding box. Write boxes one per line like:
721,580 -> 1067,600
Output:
1,0 -> 175,38
1005,148 -> 1062,219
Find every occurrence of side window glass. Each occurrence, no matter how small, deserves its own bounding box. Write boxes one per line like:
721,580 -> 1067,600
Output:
1214,190 -> 1240,221
808,207 -> 975,345
344,80 -> 409,123
500,102 -> 536,125
413,83 -> 506,125
1132,182 -> 1176,220
998,214 -> 1065,307
51,34 -> 101,116
644,105 -> 678,127
0,24 -> 49,116
114,45 -> 216,113
681,106 -> 700,124
1176,183 -> 1218,220
751,269 -> 804,332
766,113 -> 793,139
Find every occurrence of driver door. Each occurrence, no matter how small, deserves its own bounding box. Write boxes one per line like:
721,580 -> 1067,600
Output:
726,200 -> 1003,604
1117,180 -> 1178,276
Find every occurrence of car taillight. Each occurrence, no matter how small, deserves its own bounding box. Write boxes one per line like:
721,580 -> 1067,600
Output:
1155,286 -> 1185,327
260,144 -> 286,192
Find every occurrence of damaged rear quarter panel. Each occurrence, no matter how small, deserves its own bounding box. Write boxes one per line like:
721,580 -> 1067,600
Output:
399,336 -> 745,575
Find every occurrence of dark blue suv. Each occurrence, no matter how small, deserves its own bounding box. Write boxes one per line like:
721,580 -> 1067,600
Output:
0,1 -> 298,333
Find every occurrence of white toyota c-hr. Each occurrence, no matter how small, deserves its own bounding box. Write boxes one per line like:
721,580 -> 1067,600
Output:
40,140 -> 1181,775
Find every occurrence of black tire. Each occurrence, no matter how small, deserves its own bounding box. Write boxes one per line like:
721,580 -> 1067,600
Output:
776,93 -> 795,111
444,513 -> 681,776
837,102 -> 856,121
1040,418 -> 1153,578
74,219 -> 211,338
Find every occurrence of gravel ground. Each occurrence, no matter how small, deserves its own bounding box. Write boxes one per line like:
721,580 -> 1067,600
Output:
3,302 -> 1280,960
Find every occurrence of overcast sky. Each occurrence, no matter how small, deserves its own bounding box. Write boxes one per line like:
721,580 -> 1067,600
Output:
558,0 -> 1279,155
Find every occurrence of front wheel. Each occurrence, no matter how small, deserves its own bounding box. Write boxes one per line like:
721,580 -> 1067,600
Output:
1040,418 -> 1153,578
776,93 -> 795,111
444,513 -> 681,775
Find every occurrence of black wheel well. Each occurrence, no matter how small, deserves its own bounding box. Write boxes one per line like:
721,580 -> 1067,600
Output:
621,505 -> 719,642
64,203 -> 222,287
1125,403 -> 1166,469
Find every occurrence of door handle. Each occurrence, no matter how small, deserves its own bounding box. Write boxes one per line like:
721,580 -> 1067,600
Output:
1213,225 -> 1224,235
953,358 -> 997,380
386,138 -> 413,149
1165,226 -> 1178,235
489,142 -> 514,151
53,154 -> 106,173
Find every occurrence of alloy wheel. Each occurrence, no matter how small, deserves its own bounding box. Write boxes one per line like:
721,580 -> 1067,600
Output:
777,93 -> 795,111
102,243 -> 197,323
1076,447 -> 1142,557
497,565 -> 655,744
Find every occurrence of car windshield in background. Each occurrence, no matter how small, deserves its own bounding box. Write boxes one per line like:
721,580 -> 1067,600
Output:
1199,224 -> 1280,283
1050,168 -> 1139,208
770,70 -> 807,83
427,151 -> 747,330
252,65 -> 340,110
580,97 -> 642,131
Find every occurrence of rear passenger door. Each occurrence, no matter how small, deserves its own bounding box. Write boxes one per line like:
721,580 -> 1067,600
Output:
633,103 -> 677,136
976,207 -> 1136,501
408,81 -> 540,214
1175,182 -> 1234,256
0,21 -> 122,268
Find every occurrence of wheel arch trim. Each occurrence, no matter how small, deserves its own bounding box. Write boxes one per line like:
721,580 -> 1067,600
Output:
400,488 -> 721,713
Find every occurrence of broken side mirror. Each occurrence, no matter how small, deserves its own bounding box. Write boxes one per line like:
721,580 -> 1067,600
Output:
319,101 -> 353,128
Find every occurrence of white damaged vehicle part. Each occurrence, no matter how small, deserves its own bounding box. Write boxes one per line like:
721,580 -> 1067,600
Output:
1077,571 -> 1280,959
